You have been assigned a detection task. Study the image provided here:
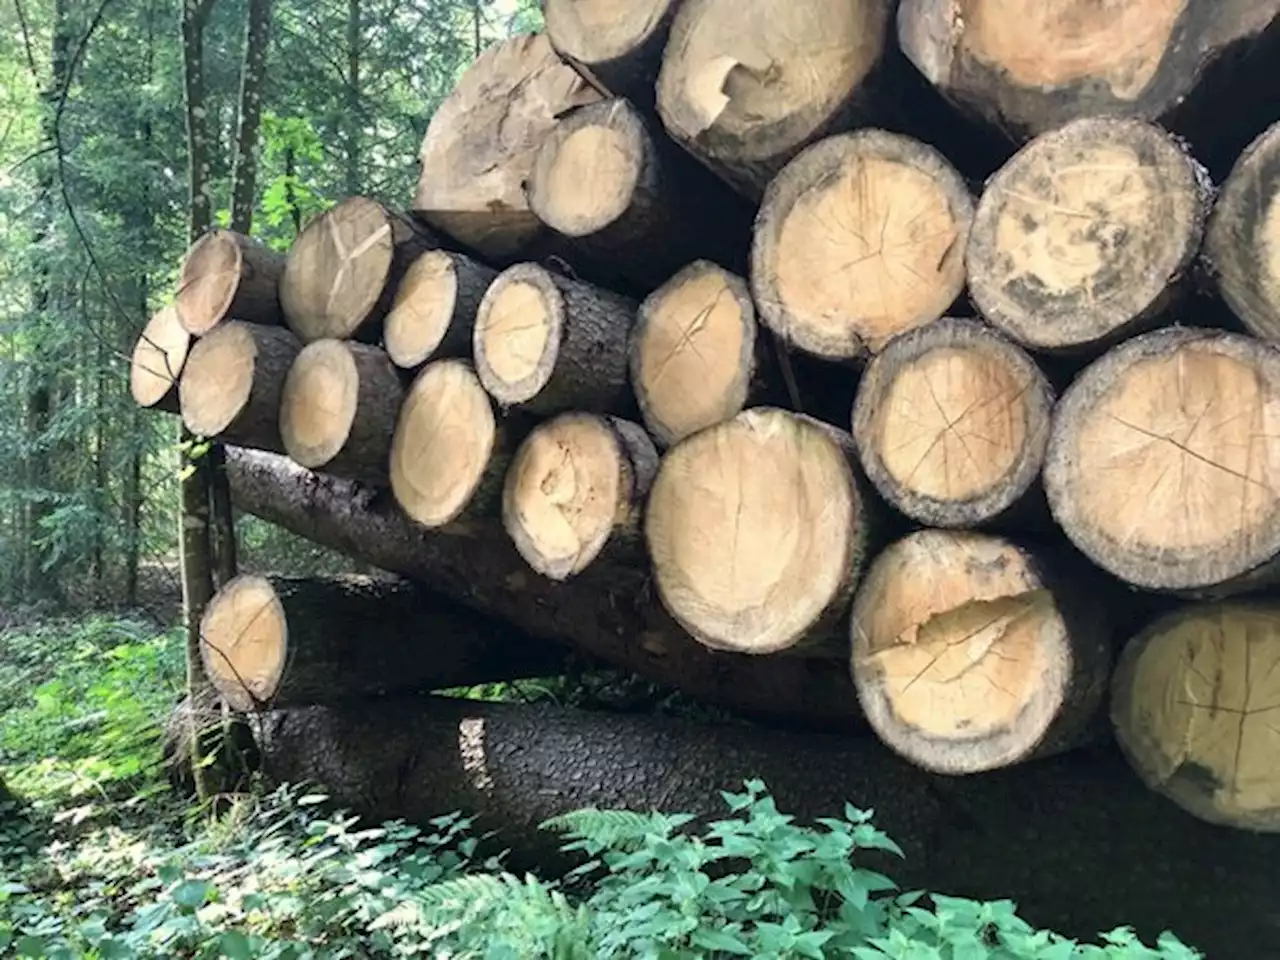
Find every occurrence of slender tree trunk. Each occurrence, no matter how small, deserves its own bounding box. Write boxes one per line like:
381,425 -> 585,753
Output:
344,0 -> 361,196
230,0 -> 271,232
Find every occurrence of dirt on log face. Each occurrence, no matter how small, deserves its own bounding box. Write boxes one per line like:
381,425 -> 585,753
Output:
252,695 -> 1280,959
200,573 -> 568,712
175,228 -> 286,336
222,445 -> 868,731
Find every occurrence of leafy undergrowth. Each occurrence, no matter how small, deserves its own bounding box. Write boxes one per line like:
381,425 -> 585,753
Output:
1,616 -> 1204,959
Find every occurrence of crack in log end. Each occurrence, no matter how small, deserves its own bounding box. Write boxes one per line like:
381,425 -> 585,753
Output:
130,304 -> 191,410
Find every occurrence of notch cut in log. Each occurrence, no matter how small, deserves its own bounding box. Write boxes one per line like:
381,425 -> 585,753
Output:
472,263 -> 638,415
1110,600 -> 1280,833
383,250 -> 498,370
655,0 -> 894,198
751,129 -> 972,363
526,97 -> 751,290
200,573 -> 568,712
175,229 -> 286,336
851,317 -> 1053,529
967,118 -> 1210,356
544,0 -> 680,106
1044,326 -> 1280,596
278,339 -> 404,484
850,529 -> 1113,775
412,34 -> 601,261
898,0 -> 1280,146
130,304 -> 191,413
630,261 -> 771,448
280,197 -> 436,344
503,413 -> 658,581
1205,119 -> 1280,343
646,407 -> 876,656
179,320 -> 301,452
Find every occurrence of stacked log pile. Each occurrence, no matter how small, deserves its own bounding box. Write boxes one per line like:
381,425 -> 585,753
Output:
130,7 -> 1280,953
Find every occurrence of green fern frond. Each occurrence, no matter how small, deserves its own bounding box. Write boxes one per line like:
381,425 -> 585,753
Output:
541,808 -> 693,849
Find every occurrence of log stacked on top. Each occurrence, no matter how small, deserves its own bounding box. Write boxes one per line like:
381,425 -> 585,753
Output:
130,18 -> 1280,836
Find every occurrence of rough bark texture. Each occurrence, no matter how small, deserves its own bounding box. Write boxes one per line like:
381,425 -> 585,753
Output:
176,229 -> 286,336
222,446 -> 869,731
199,572 -> 568,712
544,0 -> 682,107
851,317 -> 1054,529
384,249 -> 499,370
254,695 -> 1280,959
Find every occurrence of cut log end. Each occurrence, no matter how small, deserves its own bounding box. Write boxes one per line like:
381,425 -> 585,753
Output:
1045,327 -> 1280,593
968,118 -> 1208,353
130,304 -> 191,409
646,407 -> 867,656
474,266 -> 560,406
852,317 -> 1052,527
179,322 -> 264,438
850,530 -> 1104,775
391,359 -> 497,528
1111,601 -> 1280,832
752,130 -> 972,361
545,0 -> 673,71
200,573 -> 288,712
176,230 -> 246,335
503,413 -> 656,581
632,261 -> 758,447
279,340 -> 360,470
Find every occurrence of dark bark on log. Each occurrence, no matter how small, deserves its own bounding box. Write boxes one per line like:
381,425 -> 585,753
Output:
254,695 -> 1280,960
222,446 -> 867,731
544,0 -> 681,108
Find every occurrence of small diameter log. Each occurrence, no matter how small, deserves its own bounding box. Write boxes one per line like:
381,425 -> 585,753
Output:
630,261 -> 774,447
1110,600 -> 1280,832
646,407 -> 876,656
200,572 -> 568,711
473,262 -> 638,415
179,320 -> 301,452
526,97 -> 751,290
390,359 -> 525,531
278,339 -> 403,485
544,0 -> 680,106
751,130 -> 973,363
1044,326 -> 1280,596
898,0 -> 1280,144
655,0 -> 894,198
280,197 -> 437,344
967,118 -> 1211,356
175,228 -> 286,336
383,249 -> 498,370
1205,120 -> 1280,343
851,317 -> 1053,528
850,529 -> 1113,775
412,34 -> 601,261
503,413 -> 658,581
129,304 -> 191,413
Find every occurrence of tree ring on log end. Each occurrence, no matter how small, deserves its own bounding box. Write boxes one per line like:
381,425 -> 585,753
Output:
503,413 -> 629,580
130,305 -> 190,408
528,106 -> 643,237
850,530 -> 1073,774
632,261 -> 757,447
474,265 -> 562,406
179,321 -> 261,437
646,407 -> 862,654
1111,601 -> 1280,831
279,340 -> 360,470
390,359 -> 497,528
546,0 -> 671,65
175,229 -> 244,336
1044,327 -> 1280,593
281,197 -> 396,342
200,573 -> 288,712
968,117 -> 1206,353
752,130 -> 972,361
384,251 -> 460,369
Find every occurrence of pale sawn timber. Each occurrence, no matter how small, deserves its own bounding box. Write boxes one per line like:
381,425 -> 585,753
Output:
175,228 -> 286,336
383,249 -> 499,370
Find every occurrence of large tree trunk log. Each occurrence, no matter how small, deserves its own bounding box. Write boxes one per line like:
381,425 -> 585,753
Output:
967,118 -> 1211,357
179,320 -> 302,452
1110,599 -> 1280,833
1044,326 -> 1280,597
130,304 -> 191,414
851,317 -> 1054,529
223,446 -> 868,730
253,694 -> 1280,959
526,97 -> 752,291
655,0 -> 895,199
383,249 -> 498,370
200,572 -> 568,712
751,130 -> 973,364
850,529 -> 1113,775
544,0 -> 681,107
412,33 -> 602,262
175,228 -> 286,336
645,407 -> 879,657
